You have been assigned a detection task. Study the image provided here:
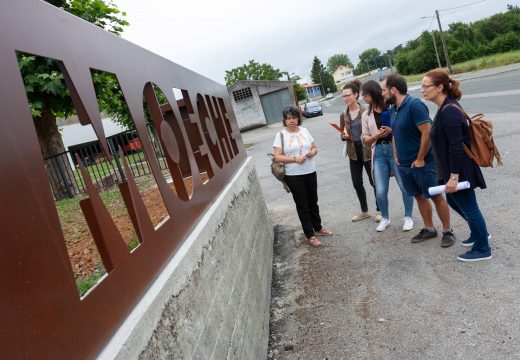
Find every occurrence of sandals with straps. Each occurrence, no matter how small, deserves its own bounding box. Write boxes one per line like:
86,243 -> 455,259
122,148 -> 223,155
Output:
308,236 -> 321,247
317,229 -> 333,236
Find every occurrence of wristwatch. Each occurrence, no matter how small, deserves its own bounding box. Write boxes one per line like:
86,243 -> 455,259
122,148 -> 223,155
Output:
450,175 -> 459,181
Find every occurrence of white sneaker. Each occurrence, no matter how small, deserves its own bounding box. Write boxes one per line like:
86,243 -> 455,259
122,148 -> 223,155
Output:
376,218 -> 391,232
374,211 -> 382,222
402,217 -> 414,231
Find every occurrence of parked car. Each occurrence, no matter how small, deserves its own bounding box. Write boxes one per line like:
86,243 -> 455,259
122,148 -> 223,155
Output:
303,101 -> 323,118
325,93 -> 334,100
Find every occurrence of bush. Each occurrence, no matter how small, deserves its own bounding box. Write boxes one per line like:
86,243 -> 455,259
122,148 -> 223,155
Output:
451,42 -> 477,63
490,32 -> 520,53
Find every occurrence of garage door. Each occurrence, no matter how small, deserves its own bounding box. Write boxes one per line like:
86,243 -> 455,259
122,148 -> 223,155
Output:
260,89 -> 293,125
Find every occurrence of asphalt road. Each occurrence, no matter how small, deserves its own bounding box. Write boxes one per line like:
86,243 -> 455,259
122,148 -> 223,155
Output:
322,68 -> 520,115
242,66 -> 520,359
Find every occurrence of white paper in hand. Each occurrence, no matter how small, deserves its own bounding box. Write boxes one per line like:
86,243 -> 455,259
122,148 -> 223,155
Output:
428,181 -> 471,196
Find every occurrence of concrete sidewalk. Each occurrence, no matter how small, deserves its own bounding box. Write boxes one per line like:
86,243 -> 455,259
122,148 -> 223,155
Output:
241,67 -> 520,359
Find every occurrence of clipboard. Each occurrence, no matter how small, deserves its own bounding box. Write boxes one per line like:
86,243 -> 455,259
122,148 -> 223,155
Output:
329,123 -> 352,141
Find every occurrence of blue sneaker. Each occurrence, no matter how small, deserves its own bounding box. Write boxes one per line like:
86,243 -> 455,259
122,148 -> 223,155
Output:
457,250 -> 492,262
461,234 -> 492,247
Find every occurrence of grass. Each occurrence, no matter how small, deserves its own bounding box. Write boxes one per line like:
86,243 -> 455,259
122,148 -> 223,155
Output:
73,152 -> 168,183
404,50 -> 520,83
55,177 -> 156,245
76,265 -> 106,297
452,50 -> 520,73
75,231 -> 139,297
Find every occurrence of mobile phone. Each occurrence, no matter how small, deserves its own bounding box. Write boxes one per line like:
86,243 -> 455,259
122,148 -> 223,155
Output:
381,110 -> 391,128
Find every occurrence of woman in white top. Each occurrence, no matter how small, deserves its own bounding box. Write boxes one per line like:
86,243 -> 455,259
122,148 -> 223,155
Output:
273,106 -> 332,247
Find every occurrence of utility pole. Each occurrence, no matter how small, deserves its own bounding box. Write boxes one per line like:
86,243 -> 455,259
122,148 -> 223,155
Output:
435,9 -> 452,74
430,31 -> 442,68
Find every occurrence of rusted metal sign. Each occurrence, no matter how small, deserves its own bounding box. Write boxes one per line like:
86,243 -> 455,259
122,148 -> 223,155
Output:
0,0 -> 246,358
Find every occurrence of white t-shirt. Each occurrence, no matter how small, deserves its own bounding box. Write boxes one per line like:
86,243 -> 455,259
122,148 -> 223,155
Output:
272,127 -> 316,176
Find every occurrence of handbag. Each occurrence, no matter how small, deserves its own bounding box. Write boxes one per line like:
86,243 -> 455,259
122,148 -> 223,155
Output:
268,132 -> 290,192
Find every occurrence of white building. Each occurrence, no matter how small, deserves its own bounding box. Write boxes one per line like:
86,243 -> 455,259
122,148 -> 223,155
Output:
332,65 -> 354,85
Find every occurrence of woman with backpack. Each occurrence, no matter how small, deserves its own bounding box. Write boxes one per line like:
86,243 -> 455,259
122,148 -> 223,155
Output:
421,68 -> 491,262
360,80 -> 414,232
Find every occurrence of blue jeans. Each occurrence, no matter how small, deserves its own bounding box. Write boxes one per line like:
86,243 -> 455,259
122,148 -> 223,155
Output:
446,189 -> 491,254
374,143 -> 414,219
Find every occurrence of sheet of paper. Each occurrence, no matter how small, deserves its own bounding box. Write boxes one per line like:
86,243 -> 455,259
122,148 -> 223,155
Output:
428,181 -> 471,196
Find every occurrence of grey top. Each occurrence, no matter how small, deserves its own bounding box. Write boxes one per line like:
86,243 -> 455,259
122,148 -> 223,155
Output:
349,110 -> 363,142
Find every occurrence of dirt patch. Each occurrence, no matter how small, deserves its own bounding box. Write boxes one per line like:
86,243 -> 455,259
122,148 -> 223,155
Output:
61,174 -> 207,281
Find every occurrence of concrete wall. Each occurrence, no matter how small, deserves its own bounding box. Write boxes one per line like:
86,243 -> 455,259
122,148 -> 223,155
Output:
229,81 -> 295,131
97,157 -> 274,360
230,93 -> 266,130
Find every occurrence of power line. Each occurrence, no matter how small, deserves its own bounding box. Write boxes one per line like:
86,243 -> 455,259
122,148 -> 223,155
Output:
428,16 -> 435,30
438,0 -> 488,12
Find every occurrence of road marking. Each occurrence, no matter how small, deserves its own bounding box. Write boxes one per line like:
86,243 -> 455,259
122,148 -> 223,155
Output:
409,87 -> 520,98
461,89 -> 520,99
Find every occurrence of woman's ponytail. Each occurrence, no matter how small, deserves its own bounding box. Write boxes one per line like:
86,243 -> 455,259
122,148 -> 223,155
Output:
449,78 -> 462,100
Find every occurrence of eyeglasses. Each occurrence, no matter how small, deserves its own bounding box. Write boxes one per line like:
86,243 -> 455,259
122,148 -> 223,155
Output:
342,93 -> 354,98
421,84 -> 436,90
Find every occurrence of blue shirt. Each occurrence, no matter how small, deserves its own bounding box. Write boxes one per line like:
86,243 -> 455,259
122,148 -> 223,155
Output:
390,95 -> 433,167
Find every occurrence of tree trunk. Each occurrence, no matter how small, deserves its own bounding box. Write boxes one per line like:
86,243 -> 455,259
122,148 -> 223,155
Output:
34,104 -> 79,200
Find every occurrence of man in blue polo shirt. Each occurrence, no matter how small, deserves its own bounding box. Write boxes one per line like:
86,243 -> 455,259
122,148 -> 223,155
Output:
381,74 -> 455,247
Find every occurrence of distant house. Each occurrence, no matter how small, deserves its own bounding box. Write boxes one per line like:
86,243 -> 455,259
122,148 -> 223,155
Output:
228,80 -> 296,131
332,65 -> 354,85
302,84 -> 322,99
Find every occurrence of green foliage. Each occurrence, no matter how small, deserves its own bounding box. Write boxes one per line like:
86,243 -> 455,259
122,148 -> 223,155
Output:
19,0 -> 130,126
489,32 -> 520,53
63,0 -> 129,35
293,83 -> 307,102
224,60 -> 283,86
393,5 -> 520,74
326,54 -> 353,74
403,50 -> 520,81
310,56 -> 336,95
358,48 -> 382,70
17,54 -> 73,118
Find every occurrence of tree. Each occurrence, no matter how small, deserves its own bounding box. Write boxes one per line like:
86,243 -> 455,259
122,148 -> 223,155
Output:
18,0 -> 129,199
358,48 -> 382,71
224,60 -> 283,86
392,5 -> 520,75
310,56 -> 336,96
293,83 -> 307,102
326,54 -> 353,74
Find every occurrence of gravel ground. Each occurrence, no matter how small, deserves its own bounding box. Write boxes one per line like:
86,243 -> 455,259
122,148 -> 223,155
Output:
242,79 -> 520,359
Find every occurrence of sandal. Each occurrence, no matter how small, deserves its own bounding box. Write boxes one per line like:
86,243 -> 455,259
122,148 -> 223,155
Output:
317,229 -> 333,236
308,236 -> 321,247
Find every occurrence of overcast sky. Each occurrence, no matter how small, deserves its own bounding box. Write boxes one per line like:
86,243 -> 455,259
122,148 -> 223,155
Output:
111,0 -> 518,85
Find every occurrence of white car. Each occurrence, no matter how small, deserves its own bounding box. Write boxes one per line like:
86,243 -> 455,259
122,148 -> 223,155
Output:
325,93 -> 334,100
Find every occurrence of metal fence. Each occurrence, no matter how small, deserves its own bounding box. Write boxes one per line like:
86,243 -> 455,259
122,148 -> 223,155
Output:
44,125 -> 168,199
